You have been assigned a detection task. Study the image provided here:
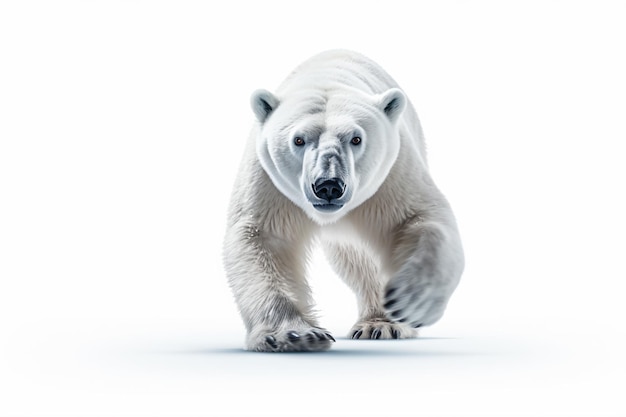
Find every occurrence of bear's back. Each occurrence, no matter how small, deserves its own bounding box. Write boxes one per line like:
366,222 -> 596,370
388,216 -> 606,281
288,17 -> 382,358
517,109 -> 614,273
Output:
278,49 -> 398,96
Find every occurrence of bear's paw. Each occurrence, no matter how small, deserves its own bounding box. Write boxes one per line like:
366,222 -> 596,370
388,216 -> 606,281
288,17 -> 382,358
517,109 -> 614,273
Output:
384,278 -> 448,328
247,327 -> 335,353
349,318 -> 417,340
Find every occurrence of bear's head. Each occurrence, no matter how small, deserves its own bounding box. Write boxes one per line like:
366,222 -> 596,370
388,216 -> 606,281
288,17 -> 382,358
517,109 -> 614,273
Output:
251,87 -> 406,225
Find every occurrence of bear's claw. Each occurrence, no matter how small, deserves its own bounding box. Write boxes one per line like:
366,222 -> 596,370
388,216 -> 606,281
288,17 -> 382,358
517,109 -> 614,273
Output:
349,319 -> 416,340
265,335 -> 278,349
384,275 -> 448,329
287,331 -> 300,341
250,327 -> 335,352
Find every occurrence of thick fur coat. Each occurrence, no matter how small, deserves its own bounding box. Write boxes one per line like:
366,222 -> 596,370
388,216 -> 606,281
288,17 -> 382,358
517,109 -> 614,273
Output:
224,50 -> 464,352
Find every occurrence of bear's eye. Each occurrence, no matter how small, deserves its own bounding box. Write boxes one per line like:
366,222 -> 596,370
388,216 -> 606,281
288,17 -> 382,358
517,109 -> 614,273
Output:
350,136 -> 362,146
294,137 -> 305,146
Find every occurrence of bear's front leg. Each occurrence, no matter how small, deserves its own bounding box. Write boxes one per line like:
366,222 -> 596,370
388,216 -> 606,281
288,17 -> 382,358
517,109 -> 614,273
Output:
322,242 -> 418,340
224,220 -> 334,352
384,210 -> 465,328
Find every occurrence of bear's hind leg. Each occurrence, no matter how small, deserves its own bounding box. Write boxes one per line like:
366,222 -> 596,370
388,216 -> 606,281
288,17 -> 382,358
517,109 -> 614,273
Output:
322,242 -> 416,340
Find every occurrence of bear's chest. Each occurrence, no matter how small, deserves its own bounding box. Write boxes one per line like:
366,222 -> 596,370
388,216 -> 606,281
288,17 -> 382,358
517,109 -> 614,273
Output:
317,217 -> 392,257
318,220 -> 362,245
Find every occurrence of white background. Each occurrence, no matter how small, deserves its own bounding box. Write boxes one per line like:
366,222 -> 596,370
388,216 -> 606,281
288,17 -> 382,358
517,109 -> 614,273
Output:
1,1 -> 625,416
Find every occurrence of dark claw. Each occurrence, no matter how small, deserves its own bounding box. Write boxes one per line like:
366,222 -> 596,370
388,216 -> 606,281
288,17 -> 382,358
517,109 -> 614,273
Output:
306,333 -> 317,342
312,330 -> 325,340
390,309 -> 402,318
392,329 -> 400,339
413,323 -> 423,328
371,329 -> 381,339
265,335 -> 278,349
385,287 -> 397,299
287,331 -> 300,342
325,333 -> 336,342
383,298 -> 397,309
398,317 -> 407,323
352,329 -> 363,339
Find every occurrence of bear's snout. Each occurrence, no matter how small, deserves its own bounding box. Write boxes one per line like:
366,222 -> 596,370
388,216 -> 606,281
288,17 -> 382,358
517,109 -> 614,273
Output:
312,177 -> 345,202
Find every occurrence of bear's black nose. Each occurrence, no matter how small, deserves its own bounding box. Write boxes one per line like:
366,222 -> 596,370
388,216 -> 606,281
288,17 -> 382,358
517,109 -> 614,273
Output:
312,178 -> 345,202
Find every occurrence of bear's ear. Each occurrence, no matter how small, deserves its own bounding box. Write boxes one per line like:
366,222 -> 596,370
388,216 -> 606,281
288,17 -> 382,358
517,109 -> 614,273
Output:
250,89 -> 279,123
377,88 -> 406,123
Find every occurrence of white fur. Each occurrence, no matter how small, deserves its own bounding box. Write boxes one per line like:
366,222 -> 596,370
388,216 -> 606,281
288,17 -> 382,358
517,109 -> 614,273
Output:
224,50 -> 464,352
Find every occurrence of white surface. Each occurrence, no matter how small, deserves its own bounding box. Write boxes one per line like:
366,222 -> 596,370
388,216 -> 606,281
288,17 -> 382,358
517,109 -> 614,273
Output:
1,1 -> 625,416
2,318 -> 623,417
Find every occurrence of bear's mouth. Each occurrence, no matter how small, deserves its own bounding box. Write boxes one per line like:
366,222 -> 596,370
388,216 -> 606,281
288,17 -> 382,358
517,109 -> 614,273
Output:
313,203 -> 344,212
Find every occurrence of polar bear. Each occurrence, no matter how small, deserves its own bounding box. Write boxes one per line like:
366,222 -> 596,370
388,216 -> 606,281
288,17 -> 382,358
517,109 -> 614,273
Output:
223,50 -> 464,352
